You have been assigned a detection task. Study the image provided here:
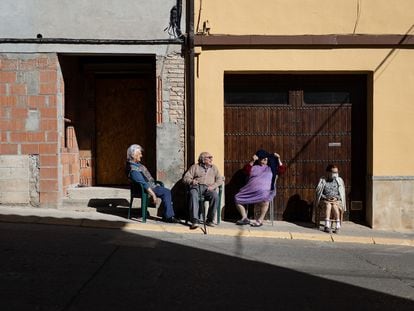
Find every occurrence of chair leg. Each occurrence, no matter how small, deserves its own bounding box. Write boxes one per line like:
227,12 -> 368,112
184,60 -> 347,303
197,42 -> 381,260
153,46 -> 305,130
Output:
315,206 -> 320,230
200,199 -> 207,234
217,187 -> 222,225
142,197 -> 147,223
270,200 -> 274,226
128,197 -> 133,219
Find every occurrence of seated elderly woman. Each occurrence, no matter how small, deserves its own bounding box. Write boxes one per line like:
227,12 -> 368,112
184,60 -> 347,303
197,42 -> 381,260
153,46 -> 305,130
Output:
314,164 -> 346,234
235,149 -> 285,227
125,144 -> 179,223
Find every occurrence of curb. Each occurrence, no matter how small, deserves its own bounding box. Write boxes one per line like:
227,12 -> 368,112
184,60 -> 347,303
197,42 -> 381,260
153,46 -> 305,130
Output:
0,214 -> 412,247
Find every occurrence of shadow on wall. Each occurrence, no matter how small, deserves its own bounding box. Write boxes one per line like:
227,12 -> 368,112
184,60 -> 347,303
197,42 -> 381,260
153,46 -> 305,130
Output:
283,194 -> 313,223
171,178 -> 189,220
1,221 -> 413,310
223,169 -> 248,221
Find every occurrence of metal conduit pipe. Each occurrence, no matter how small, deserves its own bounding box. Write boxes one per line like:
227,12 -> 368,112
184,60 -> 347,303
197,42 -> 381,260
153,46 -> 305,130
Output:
185,0 -> 195,168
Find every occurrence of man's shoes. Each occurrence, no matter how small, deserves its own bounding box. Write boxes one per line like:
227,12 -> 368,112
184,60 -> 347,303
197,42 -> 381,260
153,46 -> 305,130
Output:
189,218 -> 200,229
206,221 -> 215,227
324,226 -> 332,233
164,217 -> 180,223
190,222 -> 199,230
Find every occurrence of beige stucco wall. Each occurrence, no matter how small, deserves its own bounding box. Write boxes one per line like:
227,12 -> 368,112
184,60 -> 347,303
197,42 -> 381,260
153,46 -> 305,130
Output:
193,0 -> 414,229
194,47 -> 414,229
373,49 -> 414,175
195,0 -> 414,35
195,48 -> 414,176
372,178 -> 414,230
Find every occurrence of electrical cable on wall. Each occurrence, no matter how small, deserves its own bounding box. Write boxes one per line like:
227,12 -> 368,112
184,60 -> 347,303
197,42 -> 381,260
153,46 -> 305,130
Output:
353,0 -> 362,34
165,0 -> 184,39
196,0 -> 203,34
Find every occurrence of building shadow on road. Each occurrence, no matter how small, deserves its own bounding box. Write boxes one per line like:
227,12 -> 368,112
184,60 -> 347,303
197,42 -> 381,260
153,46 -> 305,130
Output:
85,179 -> 190,223
87,198 -> 130,217
0,218 -> 413,311
87,198 -> 164,222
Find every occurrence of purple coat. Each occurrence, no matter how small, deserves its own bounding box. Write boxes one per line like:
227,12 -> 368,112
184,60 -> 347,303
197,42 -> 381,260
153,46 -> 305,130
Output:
235,165 -> 276,205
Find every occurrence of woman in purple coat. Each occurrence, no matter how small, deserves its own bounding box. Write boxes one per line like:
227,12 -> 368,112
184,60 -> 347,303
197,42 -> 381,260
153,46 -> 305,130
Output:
235,149 -> 285,227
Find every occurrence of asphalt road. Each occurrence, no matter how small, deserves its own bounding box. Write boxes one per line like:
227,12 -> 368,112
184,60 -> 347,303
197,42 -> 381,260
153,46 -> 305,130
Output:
1,222 -> 413,311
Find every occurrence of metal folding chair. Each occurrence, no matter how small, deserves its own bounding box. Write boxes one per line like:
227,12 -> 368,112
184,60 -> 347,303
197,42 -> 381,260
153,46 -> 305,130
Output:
269,176 -> 278,226
269,199 -> 275,226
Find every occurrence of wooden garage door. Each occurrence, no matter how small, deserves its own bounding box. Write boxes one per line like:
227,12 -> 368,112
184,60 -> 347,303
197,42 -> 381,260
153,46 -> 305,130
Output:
224,74 -> 366,221
95,77 -> 156,185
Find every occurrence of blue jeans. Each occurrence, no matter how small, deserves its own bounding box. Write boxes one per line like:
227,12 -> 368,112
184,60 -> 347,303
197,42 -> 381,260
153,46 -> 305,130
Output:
152,186 -> 175,219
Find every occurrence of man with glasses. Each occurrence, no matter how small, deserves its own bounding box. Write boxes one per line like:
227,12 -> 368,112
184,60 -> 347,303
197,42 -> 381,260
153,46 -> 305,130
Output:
183,152 -> 223,229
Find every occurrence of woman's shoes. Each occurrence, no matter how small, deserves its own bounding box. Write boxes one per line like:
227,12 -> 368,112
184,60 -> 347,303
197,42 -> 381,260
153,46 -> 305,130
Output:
236,218 -> 250,225
236,219 -> 264,227
250,221 -> 263,227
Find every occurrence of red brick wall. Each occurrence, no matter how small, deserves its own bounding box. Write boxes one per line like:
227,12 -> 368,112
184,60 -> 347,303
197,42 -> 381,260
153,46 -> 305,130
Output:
0,54 -> 66,207
62,126 -> 80,195
79,151 -> 93,186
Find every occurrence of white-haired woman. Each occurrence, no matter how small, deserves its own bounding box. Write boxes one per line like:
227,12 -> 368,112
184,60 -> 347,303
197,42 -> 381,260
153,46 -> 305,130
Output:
126,144 -> 179,223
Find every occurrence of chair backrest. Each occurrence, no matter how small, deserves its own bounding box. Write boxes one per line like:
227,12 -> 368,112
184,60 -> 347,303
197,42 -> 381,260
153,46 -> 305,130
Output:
130,180 -> 164,199
130,181 -> 144,198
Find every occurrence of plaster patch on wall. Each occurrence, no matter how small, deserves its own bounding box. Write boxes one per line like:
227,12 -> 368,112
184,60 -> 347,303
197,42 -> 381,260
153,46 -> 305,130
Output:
0,155 -> 30,204
24,71 -> 40,95
25,109 -> 40,131
157,122 -> 184,187
29,155 -> 40,207
156,52 -> 185,187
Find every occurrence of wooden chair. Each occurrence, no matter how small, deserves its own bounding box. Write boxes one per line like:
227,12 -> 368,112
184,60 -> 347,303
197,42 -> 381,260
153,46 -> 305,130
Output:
269,176 -> 279,226
314,201 -> 344,231
129,180 -> 164,222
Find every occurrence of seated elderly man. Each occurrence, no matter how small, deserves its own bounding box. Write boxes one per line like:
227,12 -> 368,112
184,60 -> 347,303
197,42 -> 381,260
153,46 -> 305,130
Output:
314,164 -> 346,234
182,152 -> 223,229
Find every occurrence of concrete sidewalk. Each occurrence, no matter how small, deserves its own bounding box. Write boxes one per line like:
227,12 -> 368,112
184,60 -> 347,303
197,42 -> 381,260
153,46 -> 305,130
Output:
0,205 -> 412,247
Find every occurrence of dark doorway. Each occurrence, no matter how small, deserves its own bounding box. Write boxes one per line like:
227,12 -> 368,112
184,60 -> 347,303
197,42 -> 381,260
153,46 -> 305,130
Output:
224,74 -> 367,223
59,55 -> 156,186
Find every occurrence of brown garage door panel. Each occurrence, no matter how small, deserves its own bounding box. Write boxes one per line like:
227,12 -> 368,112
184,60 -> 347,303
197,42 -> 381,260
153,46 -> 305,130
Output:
224,74 -> 366,221
95,78 -> 155,185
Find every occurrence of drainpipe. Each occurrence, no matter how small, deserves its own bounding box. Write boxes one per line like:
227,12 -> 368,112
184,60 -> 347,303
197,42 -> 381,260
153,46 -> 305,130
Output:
185,0 -> 195,167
